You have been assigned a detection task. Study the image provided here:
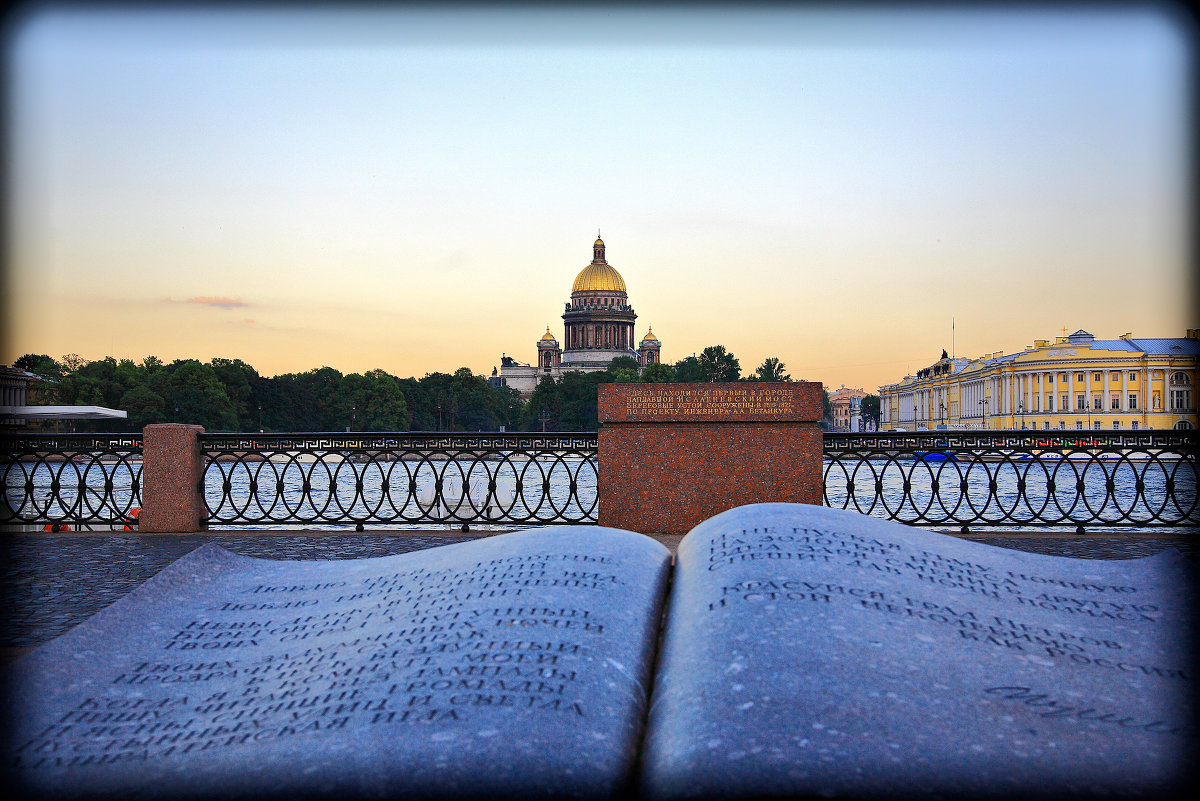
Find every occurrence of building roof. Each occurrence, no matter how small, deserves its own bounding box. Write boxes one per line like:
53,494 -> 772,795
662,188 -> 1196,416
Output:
0,405 -> 127,420
540,326 -> 557,342
641,326 -> 659,343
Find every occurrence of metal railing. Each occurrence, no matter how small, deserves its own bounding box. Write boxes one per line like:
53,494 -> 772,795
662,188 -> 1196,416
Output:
200,432 -> 598,527
823,430 -> 1198,529
0,434 -> 143,529
4,430 -> 1197,530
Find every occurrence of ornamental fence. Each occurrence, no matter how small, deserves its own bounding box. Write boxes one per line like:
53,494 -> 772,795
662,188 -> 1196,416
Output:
2,429 -> 1196,531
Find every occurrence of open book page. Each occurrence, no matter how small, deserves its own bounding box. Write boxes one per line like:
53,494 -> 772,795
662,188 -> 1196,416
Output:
639,503 -> 1192,799
5,528 -> 671,800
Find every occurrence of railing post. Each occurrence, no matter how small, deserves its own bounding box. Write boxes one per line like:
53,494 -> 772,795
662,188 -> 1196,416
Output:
597,383 -> 824,534
139,424 -> 206,533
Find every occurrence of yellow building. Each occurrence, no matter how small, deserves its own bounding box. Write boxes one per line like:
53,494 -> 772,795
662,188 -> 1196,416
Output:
879,330 -> 1199,432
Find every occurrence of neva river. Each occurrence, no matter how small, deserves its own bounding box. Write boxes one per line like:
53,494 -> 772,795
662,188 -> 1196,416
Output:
6,453 -> 1195,531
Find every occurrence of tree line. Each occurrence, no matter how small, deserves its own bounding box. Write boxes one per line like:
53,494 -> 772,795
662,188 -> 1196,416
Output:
12,346 -> 875,432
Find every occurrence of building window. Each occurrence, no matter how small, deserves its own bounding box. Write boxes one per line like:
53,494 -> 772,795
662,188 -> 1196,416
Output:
1075,372 -> 1085,382
1092,396 -> 1102,411
1113,421 -> 1121,430
1129,372 -> 1138,382
1128,394 -> 1137,410
1094,421 -> 1102,430
1171,388 -> 1193,411
1092,371 -> 1102,381
1075,421 -> 1083,430
1057,421 -> 1064,430
1060,394 -> 1068,410
1131,420 -> 1139,430
1110,394 -> 1120,410
1076,394 -> 1085,410
1044,421 -> 1051,430
1046,374 -> 1053,384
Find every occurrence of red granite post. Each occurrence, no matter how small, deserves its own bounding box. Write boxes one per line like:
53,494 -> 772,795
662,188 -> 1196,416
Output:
597,383 -> 823,534
139,424 -> 207,533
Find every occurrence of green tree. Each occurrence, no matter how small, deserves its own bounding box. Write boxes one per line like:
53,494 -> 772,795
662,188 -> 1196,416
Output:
342,370 -> 410,430
698,345 -> 741,382
210,358 -> 263,430
119,384 -> 168,427
640,362 -> 676,383
13,353 -> 62,378
520,375 -> 563,431
672,355 -> 706,383
606,356 -> 641,384
162,360 -> 238,430
860,394 -> 881,431
751,357 -> 791,382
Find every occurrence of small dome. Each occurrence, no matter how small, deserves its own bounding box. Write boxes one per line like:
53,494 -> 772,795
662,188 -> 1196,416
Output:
540,327 -> 557,342
641,327 -> 659,343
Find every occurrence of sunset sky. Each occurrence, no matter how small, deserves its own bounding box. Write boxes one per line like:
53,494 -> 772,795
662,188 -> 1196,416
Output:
3,4 -> 1193,392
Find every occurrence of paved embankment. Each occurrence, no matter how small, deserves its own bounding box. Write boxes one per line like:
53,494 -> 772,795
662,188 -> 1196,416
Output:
1,528 -> 1194,661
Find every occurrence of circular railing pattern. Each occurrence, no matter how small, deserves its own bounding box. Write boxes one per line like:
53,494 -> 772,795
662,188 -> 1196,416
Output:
4,431 -> 1195,530
200,433 -> 599,527
0,435 -> 142,528
823,431 -> 1198,528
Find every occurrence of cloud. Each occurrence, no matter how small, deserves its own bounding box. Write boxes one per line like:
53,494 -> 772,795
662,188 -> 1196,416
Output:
186,296 -> 249,310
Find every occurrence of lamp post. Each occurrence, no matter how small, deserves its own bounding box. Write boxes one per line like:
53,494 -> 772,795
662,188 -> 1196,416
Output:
538,408 -> 551,432
938,401 -> 945,428
258,403 -> 262,434
978,398 -> 989,429
1017,403 -> 1024,430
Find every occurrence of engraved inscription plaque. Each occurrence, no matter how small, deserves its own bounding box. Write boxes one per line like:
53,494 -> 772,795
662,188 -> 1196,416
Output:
5,529 -> 670,800
640,504 -> 1192,799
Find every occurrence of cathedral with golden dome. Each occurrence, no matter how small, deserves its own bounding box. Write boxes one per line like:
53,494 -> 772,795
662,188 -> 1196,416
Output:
493,234 -> 662,397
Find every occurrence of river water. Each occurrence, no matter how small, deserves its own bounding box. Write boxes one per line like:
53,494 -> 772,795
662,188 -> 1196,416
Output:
6,452 -> 1196,532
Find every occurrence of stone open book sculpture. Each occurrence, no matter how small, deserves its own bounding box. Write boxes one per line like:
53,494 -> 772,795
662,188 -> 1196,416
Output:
4,504 -> 1192,799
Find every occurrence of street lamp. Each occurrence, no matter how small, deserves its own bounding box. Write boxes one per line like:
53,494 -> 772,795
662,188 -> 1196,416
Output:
1017,403 -> 1025,430
978,398 -> 989,429
938,402 -> 945,427
538,408 -> 551,432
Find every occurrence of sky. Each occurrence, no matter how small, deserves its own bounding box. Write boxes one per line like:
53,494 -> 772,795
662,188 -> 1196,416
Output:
2,3 -> 1194,392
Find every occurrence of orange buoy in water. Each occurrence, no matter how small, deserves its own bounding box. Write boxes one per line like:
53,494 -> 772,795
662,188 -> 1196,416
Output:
123,508 -> 141,531
43,523 -> 71,532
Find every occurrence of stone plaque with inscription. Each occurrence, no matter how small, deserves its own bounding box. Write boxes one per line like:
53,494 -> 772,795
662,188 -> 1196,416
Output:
5,505 -> 1191,800
598,383 -> 823,534
639,504 -> 1192,799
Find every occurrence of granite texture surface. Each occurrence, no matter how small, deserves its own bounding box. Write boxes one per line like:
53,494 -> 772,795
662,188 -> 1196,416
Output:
4,527 -> 671,800
639,504 -> 1193,799
598,383 -> 824,534
139,424 -> 206,533
598,382 -> 822,424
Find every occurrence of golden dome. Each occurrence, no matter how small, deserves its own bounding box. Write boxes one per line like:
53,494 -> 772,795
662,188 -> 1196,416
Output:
572,236 -> 627,293
641,327 -> 658,342
540,327 -> 557,341
572,262 -> 627,293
